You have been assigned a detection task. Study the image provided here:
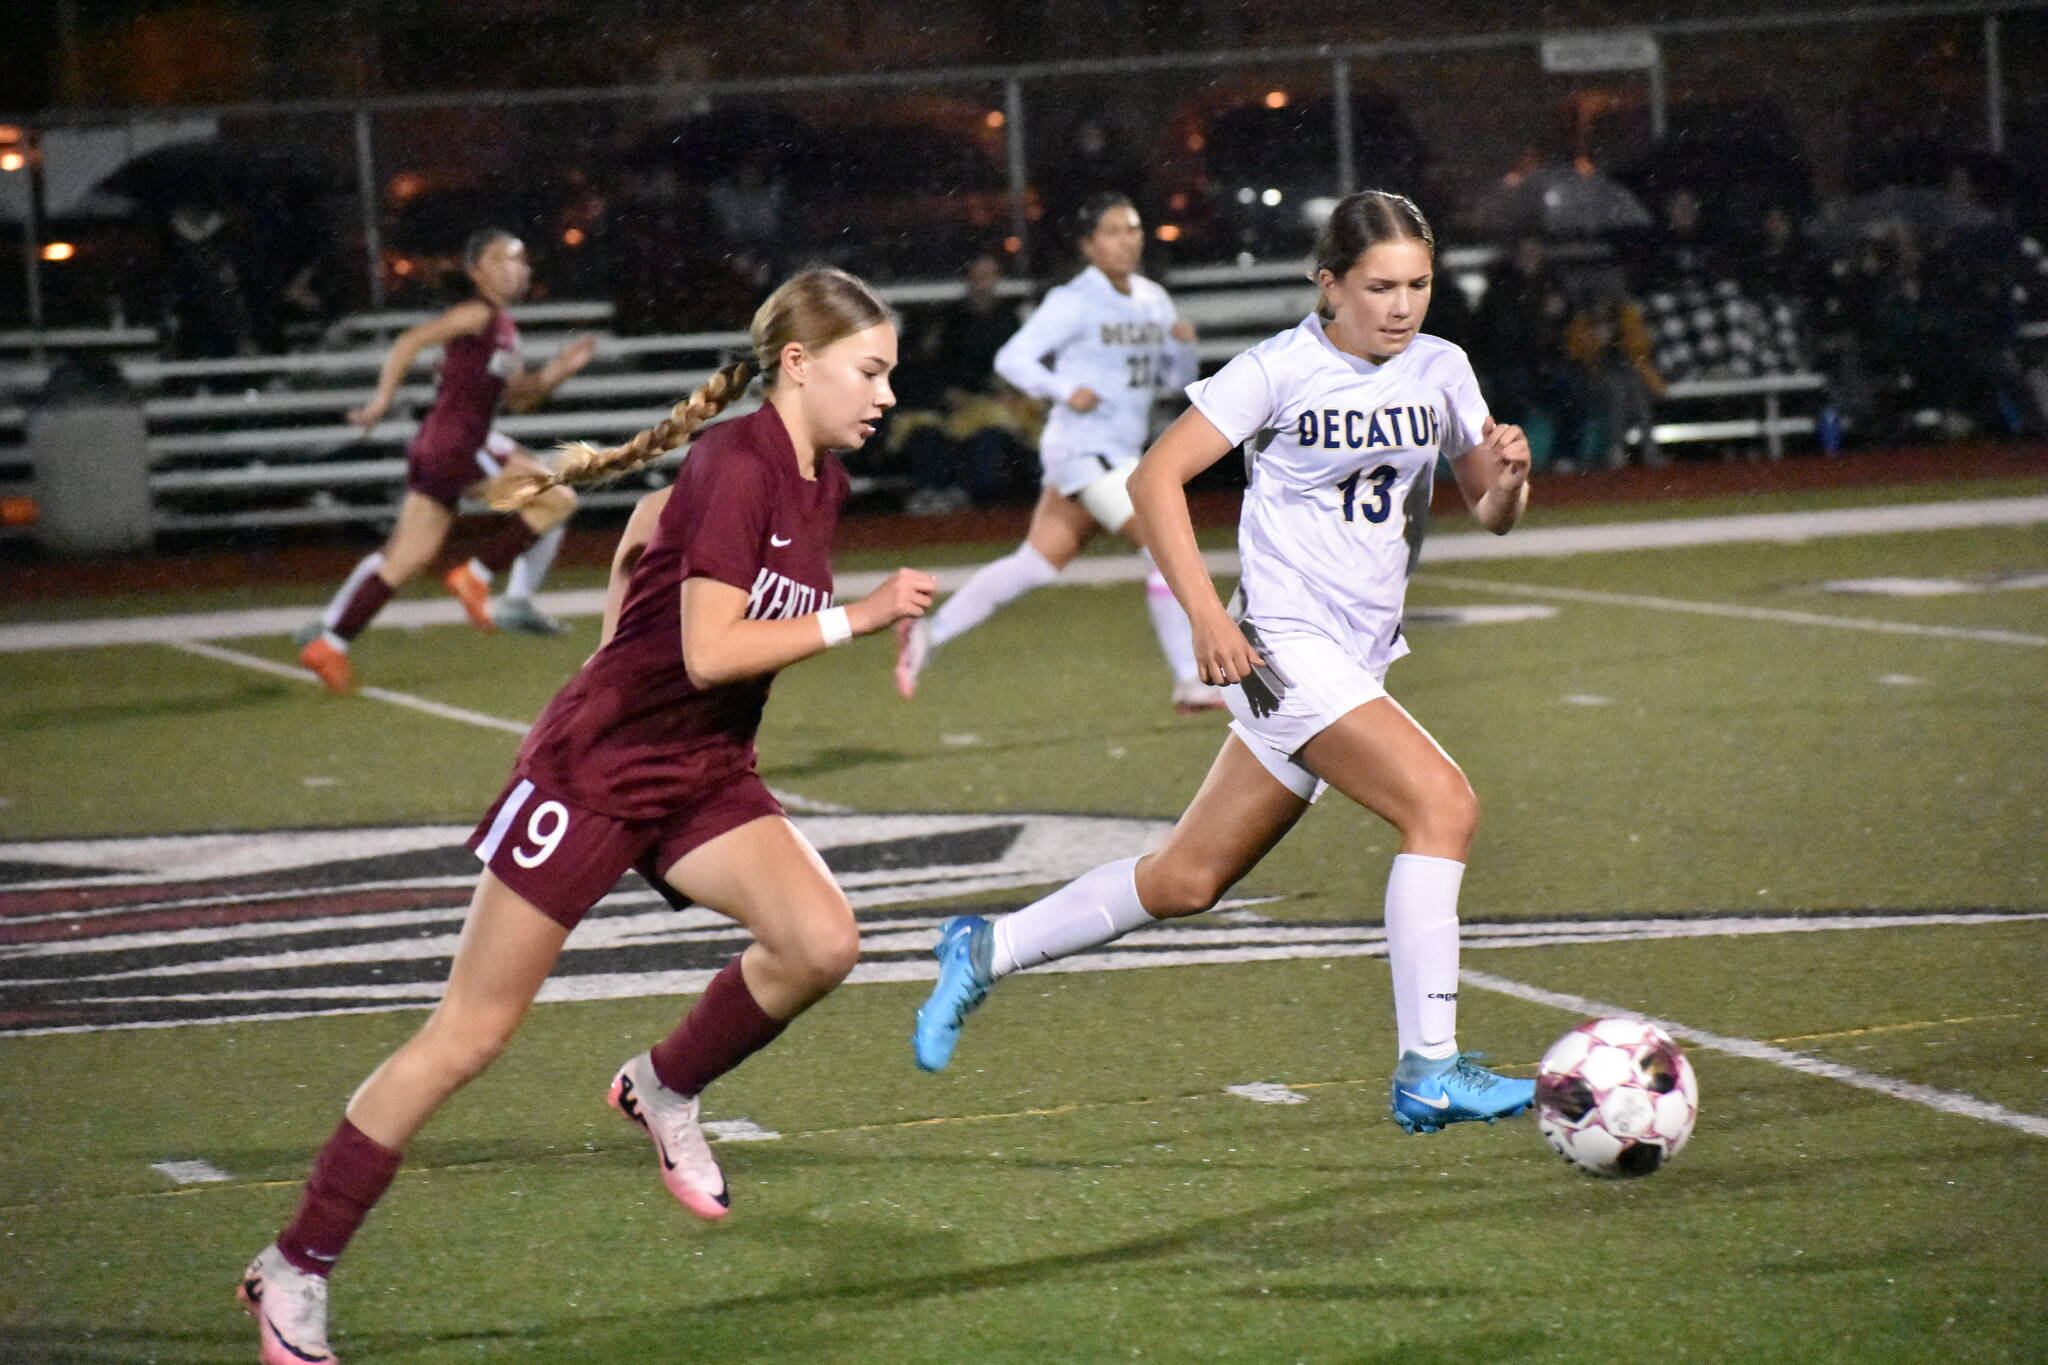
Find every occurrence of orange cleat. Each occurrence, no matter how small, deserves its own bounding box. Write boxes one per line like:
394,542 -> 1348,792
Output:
299,637 -> 355,693
443,564 -> 495,632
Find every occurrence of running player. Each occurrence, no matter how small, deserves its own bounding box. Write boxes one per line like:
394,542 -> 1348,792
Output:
892,193 -> 1226,714
295,228 -> 596,692
912,191 -> 1539,1134
240,267 -> 935,1365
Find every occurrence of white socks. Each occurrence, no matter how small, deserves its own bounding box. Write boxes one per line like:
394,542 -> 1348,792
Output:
928,543 -> 1061,648
991,856 -> 1154,978
1141,551 -> 1201,684
506,524 -> 564,602
1385,853 -> 1464,1060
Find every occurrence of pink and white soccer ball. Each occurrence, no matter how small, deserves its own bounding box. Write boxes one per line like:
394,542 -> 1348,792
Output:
1535,1017 -> 1699,1178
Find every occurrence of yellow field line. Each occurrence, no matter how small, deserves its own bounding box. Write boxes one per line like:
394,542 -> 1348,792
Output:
7,1008 -> 2032,1217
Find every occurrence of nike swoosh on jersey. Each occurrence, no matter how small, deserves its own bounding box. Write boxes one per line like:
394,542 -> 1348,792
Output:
770,534 -> 792,547
1398,1089 -> 1452,1109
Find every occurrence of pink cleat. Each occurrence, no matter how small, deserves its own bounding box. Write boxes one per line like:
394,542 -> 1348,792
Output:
608,1052 -> 730,1221
237,1244 -> 337,1364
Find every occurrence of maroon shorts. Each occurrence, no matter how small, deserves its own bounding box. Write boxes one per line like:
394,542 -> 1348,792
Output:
408,431 -> 515,510
466,768 -> 785,930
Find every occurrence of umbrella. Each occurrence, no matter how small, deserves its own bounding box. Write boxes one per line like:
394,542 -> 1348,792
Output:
95,141 -> 334,210
1475,165 -> 1652,236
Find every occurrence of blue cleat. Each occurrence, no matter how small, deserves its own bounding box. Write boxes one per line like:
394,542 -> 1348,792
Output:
913,915 -> 993,1072
1389,1050 -> 1536,1134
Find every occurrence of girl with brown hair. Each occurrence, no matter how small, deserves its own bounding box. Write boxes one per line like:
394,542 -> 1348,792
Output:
913,191 -> 1539,1138
240,267 -> 936,1365
296,229 -> 596,693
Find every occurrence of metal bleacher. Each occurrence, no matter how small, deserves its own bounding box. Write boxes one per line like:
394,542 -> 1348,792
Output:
8,260 -> 2018,543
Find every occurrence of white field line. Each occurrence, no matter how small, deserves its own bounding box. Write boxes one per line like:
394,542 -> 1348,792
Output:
1420,574 -> 2048,648
163,639 -> 849,814
1460,969 -> 2048,1140
4,496 -> 2044,655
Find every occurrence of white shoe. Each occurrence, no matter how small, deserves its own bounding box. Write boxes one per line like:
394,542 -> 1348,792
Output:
238,1243 -> 337,1364
608,1051 -> 730,1220
893,617 -> 931,700
1171,679 -> 1229,715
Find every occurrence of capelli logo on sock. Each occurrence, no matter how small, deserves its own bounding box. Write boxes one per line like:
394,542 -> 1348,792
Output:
1427,991 -> 1459,1002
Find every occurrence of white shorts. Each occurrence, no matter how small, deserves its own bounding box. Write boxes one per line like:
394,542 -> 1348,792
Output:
1044,445 -> 1136,499
1073,459 -> 1139,533
1222,624 -> 1392,802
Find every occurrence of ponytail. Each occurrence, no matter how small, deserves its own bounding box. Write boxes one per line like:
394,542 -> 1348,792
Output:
484,361 -> 753,511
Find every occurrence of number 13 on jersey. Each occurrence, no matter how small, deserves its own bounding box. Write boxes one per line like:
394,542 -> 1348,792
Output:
1337,464 -> 1399,524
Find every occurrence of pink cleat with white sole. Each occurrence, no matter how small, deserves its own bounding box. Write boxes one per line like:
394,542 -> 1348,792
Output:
608,1051 -> 730,1221
237,1243 -> 337,1364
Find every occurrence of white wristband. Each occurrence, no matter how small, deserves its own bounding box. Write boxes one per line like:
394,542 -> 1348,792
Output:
817,606 -> 853,647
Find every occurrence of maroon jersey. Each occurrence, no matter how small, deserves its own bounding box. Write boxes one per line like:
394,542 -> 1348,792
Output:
518,402 -> 848,820
409,306 -> 519,459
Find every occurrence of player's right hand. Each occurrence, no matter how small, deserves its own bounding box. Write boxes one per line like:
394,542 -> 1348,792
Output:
346,401 -> 387,429
853,569 -> 938,633
1067,387 -> 1101,413
1191,609 -> 1263,688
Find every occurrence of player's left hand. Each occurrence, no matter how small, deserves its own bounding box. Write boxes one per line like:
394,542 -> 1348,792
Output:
1171,319 -> 1197,343
559,335 -> 597,374
1479,416 -> 1530,495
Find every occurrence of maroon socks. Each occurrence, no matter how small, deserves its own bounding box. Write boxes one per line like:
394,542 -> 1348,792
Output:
276,1118 -> 403,1277
649,957 -> 787,1098
475,517 -> 541,577
328,564 -> 396,644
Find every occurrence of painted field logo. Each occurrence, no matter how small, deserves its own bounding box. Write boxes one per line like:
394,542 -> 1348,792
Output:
5,819 -> 2035,1038
0,813 -> 1170,1036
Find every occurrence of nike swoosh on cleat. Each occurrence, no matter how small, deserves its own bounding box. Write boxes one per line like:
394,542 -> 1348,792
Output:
264,1314 -> 333,1363
1398,1089 -> 1452,1110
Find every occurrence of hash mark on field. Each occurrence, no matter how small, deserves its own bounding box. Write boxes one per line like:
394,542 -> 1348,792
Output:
701,1119 -> 782,1142
1461,969 -> 2048,1138
1226,1082 -> 1309,1105
151,1159 -> 232,1184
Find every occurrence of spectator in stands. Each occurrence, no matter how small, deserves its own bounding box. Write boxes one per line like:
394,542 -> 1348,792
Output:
1933,165 -> 2043,437
159,200 -> 257,360
889,252 -> 1039,513
1630,188 -> 1803,389
1631,187 -> 1723,297
1564,275 -> 1665,468
1469,235 -> 1583,470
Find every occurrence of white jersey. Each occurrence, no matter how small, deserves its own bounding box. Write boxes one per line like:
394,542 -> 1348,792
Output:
1187,315 -> 1489,673
995,265 -> 1199,494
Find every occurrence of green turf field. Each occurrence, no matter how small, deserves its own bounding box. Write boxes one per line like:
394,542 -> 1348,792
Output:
2,479 -> 2044,1363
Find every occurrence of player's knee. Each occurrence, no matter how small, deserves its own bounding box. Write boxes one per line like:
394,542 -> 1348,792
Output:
1415,775 -> 1480,853
778,909 -> 860,993
1140,857 -> 1228,918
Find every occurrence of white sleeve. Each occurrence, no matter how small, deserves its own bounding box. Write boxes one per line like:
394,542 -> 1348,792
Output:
1438,350 -> 1490,462
1184,347 -> 1275,447
994,289 -> 1087,404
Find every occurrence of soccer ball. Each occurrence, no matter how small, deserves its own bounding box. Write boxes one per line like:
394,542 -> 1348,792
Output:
1535,1017 -> 1699,1178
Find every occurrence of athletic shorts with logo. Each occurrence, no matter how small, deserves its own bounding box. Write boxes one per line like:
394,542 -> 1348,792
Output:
1222,621 -> 1393,803
467,767 -> 784,929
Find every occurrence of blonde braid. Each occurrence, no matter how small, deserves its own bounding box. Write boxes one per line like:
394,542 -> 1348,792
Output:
483,360 -> 754,511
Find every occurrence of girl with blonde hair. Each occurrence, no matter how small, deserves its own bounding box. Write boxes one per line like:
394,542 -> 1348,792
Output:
240,267 -> 936,1365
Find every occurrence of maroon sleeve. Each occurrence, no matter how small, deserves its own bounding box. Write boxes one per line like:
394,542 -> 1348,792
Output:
669,447 -> 770,593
